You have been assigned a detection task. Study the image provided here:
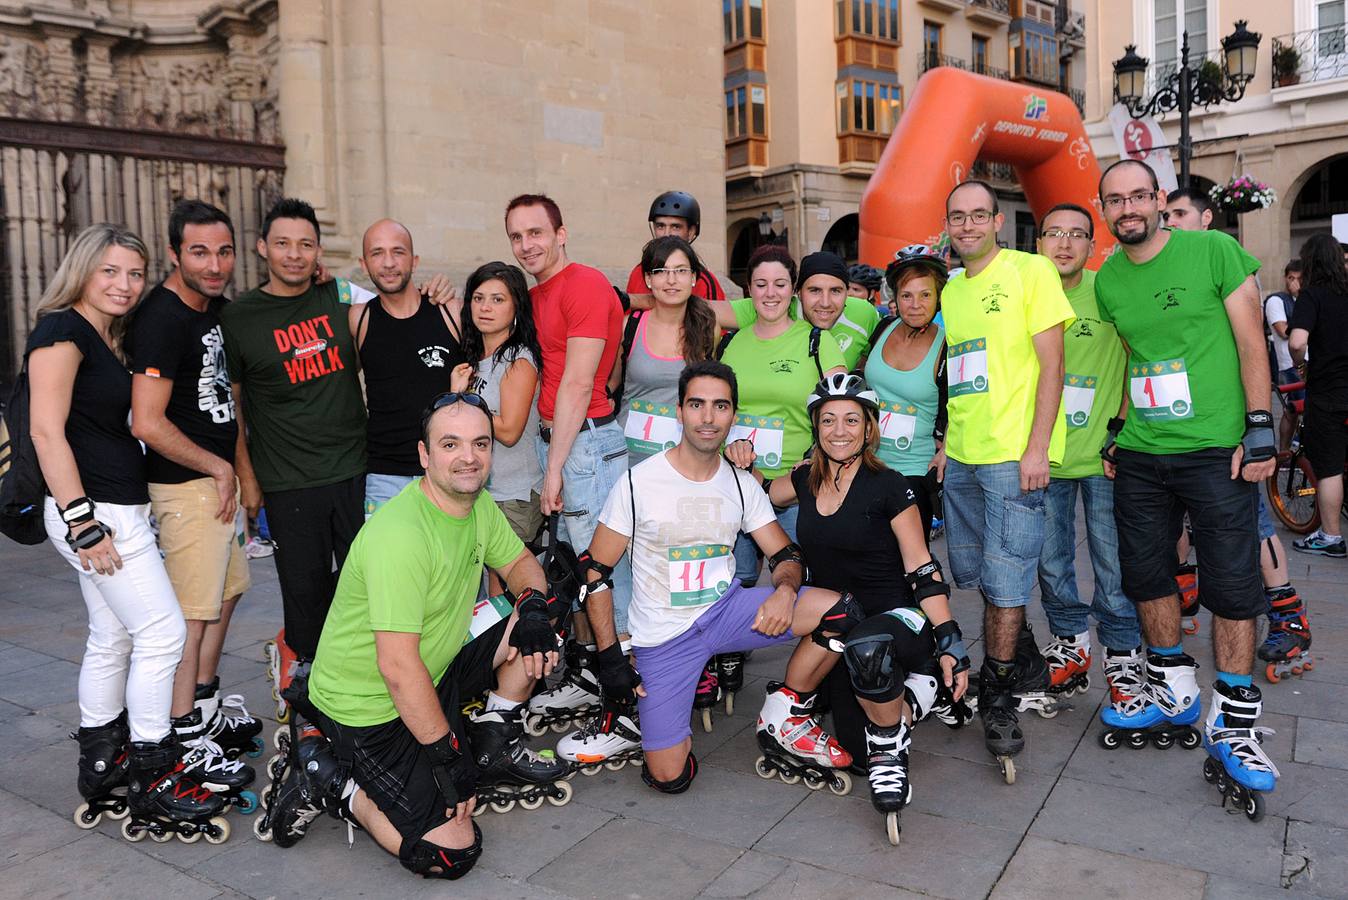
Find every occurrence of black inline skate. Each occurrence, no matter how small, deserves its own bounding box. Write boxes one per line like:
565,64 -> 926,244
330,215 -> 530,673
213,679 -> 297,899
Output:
467,707 -> 574,815
864,720 -> 911,846
194,676 -> 265,758
693,659 -> 722,733
71,712 -> 130,830
716,651 -> 746,715
263,728 -> 359,848
122,736 -> 231,843
173,709 -> 259,815
754,682 -> 852,795
1007,623 -> 1072,718
526,641 -> 602,736
978,657 -> 1024,784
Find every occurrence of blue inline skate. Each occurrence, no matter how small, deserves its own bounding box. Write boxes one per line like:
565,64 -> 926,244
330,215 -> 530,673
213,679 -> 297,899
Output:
1098,651 -> 1202,750
1201,681 -> 1279,822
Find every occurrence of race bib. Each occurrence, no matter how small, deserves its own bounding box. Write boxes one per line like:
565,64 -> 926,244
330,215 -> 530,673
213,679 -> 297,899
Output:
884,606 -> 927,634
464,593 -> 514,645
877,399 -> 918,452
667,544 -> 734,608
948,339 -> 989,396
728,414 -> 785,470
235,507 -> 247,547
1130,359 -> 1193,421
625,400 -> 682,457
1063,372 -> 1097,429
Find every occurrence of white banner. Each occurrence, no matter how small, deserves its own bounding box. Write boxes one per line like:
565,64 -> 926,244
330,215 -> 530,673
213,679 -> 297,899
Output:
1107,104 -> 1179,192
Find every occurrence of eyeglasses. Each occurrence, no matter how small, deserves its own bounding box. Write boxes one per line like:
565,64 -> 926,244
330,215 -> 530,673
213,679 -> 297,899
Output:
1102,191 -> 1158,211
946,210 -> 994,227
1041,228 -> 1092,242
649,267 -> 694,281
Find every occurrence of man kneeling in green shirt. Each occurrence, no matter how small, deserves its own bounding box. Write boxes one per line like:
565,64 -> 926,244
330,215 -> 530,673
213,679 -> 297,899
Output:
268,393 -> 570,880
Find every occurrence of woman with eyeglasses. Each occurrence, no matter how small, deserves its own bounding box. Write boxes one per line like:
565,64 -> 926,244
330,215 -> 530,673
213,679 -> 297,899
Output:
450,262 -> 545,551
611,236 -> 718,466
861,245 -> 949,544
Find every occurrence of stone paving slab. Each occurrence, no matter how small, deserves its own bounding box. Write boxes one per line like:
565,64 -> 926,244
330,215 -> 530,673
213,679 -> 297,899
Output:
989,835 -> 1208,900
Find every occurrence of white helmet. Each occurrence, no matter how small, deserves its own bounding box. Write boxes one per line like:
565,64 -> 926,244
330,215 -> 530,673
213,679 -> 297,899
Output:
807,373 -> 880,417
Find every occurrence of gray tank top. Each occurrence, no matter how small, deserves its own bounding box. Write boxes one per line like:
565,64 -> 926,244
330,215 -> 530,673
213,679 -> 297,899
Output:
618,313 -> 686,465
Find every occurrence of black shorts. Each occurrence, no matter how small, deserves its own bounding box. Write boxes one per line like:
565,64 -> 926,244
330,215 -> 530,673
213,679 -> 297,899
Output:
1112,448 -> 1263,620
1302,398 -> 1348,480
322,618 -> 507,845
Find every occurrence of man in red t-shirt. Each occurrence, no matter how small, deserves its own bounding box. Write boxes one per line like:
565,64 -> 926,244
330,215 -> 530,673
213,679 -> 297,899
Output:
624,191 -> 724,304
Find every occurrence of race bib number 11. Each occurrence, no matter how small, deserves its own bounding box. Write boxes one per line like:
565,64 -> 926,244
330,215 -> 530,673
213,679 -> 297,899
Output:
1129,358 -> 1193,421
667,544 -> 734,608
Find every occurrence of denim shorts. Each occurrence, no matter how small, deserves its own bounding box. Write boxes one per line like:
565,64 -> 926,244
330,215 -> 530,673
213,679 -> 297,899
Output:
365,472 -> 416,518
942,458 -> 1046,608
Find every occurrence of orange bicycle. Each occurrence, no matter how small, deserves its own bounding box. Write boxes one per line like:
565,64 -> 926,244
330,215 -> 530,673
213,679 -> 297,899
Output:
1265,380 -> 1348,533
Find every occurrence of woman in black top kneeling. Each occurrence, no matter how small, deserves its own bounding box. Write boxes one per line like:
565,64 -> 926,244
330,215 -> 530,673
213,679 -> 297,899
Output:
766,373 -> 972,841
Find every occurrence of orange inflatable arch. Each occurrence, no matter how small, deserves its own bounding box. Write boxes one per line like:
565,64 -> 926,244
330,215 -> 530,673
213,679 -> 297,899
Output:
859,68 -> 1114,270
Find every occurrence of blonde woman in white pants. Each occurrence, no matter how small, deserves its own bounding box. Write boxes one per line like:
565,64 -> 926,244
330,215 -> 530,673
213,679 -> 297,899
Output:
28,223 -> 227,842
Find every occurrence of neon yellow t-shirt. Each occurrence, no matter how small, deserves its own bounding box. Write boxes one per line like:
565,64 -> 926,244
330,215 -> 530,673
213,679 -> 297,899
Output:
941,248 -> 1075,466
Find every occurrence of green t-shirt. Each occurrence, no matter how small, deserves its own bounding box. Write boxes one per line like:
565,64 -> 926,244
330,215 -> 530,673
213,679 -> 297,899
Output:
220,279 -> 367,492
730,294 -> 880,370
309,481 -> 525,727
1095,229 -> 1260,455
720,319 -> 846,477
1054,269 -> 1127,479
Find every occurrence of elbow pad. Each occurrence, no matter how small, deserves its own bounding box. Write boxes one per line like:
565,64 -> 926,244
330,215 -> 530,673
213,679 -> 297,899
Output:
767,542 -> 804,573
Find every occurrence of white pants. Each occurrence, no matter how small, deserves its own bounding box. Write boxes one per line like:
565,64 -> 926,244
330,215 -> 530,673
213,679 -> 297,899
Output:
45,498 -> 186,743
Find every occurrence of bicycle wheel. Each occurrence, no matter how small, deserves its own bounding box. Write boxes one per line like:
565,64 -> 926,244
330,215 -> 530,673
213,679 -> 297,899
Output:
1266,451 -> 1319,534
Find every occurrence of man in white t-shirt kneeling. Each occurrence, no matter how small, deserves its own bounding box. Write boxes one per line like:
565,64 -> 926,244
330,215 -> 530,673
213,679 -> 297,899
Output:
555,360 -> 862,794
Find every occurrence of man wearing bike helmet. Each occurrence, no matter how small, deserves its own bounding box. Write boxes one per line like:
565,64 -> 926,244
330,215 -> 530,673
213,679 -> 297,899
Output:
848,264 -> 885,312
625,191 -> 725,302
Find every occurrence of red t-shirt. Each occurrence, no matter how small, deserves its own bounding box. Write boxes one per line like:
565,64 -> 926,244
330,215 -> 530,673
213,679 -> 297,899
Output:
625,263 -> 724,302
532,262 -> 623,420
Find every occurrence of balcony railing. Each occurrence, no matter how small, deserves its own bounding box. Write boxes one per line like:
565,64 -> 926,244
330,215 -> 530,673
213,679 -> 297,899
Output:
971,159 -> 1016,183
1272,25 -> 1348,88
1065,86 -> 1085,115
921,50 -> 1010,80
967,0 -> 1010,15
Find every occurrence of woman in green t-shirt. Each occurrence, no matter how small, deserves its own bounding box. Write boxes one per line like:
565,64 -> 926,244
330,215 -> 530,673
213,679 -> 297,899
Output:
721,245 -> 846,585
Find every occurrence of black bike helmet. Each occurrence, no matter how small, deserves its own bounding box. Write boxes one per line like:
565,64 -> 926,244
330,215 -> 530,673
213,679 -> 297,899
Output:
884,243 -> 949,294
847,264 -> 884,294
807,373 -> 880,418
649,191 -> 701,232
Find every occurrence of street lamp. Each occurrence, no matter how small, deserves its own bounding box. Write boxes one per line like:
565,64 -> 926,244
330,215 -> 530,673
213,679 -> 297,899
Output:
1113,20 -> 1261,188
757,211 -> 773,240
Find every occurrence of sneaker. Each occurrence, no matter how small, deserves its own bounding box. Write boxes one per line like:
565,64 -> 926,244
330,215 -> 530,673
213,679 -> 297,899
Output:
245,537 -> 276,559
1292,530 -> 1346,558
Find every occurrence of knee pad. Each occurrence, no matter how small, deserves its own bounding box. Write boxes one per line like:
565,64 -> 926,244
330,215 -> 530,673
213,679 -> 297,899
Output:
641,753 -> 698,795
399,823 -> 483,880
811,592 -> 864,653
843,633 -> 902,703
902,671 -> 939,721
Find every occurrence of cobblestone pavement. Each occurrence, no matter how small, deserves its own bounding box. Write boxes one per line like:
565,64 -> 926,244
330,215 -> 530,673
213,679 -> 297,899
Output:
1,516 -> 1344,899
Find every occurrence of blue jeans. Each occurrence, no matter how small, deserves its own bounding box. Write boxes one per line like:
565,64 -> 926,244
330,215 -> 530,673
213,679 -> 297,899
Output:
732,504 -> 799,586
1037,476 -> 1141,650
535,420 -> 633,634
943,459 -> 1045,607
365,472 -> 416,518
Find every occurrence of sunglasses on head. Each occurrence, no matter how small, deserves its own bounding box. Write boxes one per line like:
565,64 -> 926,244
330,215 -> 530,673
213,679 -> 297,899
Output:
420,391 -> 494,439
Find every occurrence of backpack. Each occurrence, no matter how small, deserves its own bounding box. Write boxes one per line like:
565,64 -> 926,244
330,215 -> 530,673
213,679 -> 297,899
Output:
717,324 -> 824,380
0,362 -> 49,545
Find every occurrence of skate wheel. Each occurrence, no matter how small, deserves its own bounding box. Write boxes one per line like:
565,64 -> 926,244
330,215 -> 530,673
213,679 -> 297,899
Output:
272,727 -> 289,751
803,771 -> 824,790
1127,732 -> 1148,749
604,758 -> 628,772
252,816 -> 272,841
275,703 -> 290,724
701,708 -> 713,733
470,802 -> 486,817
725,693 -> 735,716
1202,757 -> 1219,783
1152,732 -> 1174,750
1183,619 -> 1200,636
580,763 -> 602,776
828,771 -> 851,796
778,770 -> 801,786
519,794 -> 545,811
1180,729 -> 1202,751
269,685 -> 279,702
1244,790 -> 1265,822
753,756 -> 774,780
1098,730 -> 1121,751
205,817 -> 230,844
547,780 -> 574,808
237,790 -> 259,815
150,827 -> 173,843
886,812 -> 901,846
524,716 -> 548,738
1303,659 -> 1314,671
1037,705 -> 1060,720
490,798 -> 516,814
1000,757 -> 1017,785
121,819 -> 146,842
267,755 -> 286,781
106,803 -> 130,822
260,784 -> 273,808
246,737 -> 265,759
1265,663 -> 1281,684
550,720 -> 571,734
73,802 -> 100,829
178,830 -> 203,844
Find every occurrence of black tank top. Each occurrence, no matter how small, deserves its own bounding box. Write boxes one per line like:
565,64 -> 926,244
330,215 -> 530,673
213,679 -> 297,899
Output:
359,297 -> 464,475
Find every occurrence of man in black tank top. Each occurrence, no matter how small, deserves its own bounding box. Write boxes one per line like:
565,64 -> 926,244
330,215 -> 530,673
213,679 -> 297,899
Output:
353,219 -> 465,516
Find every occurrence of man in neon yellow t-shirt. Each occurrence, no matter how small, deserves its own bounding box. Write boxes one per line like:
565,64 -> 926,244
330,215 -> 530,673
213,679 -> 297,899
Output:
1032,203 -> 1141,711
939,180 -> 1074,778
272,396 -> 568,880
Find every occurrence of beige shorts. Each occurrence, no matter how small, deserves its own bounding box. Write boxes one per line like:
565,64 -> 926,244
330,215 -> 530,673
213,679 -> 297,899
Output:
498,492 -> 544,545
149,477 -> 251,620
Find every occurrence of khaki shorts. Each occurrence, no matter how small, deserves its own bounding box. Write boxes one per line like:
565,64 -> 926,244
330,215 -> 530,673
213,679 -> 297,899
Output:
149,477 -> 251,620
498,492 -> 544,545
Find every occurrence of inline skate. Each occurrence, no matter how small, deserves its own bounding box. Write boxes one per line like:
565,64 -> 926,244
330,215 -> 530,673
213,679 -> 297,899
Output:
555,698 -> 643,775
754,682 -> 852,795
71,712 -> 130,829
1042,631 -> 1091,698
173,710 -> 259,814
1258,586 -> 1313,684
121,736 -> 230,843
864,719 -> 911,846
194,676 -> 264,758
1177,563 -> 1201,635
977,658 -> 1023,784
1098,651 -> 1202,750
1006,624 -> 1071,718
1100,646 -> 1145,715
526,641 -> 602,736
693,660 -> 722,733
716,651 -> 745,716
1202,681 -> 1279,822
467,707 -> 574,814
262,728 -> 359,847
264,628 -> 301,723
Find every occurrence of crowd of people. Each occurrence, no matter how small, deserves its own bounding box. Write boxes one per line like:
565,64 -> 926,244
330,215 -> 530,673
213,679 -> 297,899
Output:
10,159 -> 1346,873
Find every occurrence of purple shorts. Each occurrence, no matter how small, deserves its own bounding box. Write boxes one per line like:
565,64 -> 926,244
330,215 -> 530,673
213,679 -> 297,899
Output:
632,580 -> 798,752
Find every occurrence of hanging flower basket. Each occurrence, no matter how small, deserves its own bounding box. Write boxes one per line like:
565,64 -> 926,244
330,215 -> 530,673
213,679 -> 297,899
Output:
1208,175 -> 1276,214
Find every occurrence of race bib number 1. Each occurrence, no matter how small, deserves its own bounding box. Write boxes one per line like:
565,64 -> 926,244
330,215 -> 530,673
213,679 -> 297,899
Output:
1129,359 -> 1193,421
877,399 -> 918,452
948,339 -> 989,396
625,400 -> 682,457
1062,372 -> 1097,429
667,544 -> 734,608
727,414 -> 785,469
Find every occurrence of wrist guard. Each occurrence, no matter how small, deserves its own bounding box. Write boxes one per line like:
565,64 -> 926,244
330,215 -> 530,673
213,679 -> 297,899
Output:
933,620 -> 971,675
60,496 -> 96,528
1100,417 -> 1124,464
508,587 -> 560,658
424,731 -> 477,809
595,643 -> 642,705
1241,410 -> 1276,468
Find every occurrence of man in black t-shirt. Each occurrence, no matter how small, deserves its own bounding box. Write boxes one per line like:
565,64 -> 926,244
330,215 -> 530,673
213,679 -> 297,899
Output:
130,200 -> 258,755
